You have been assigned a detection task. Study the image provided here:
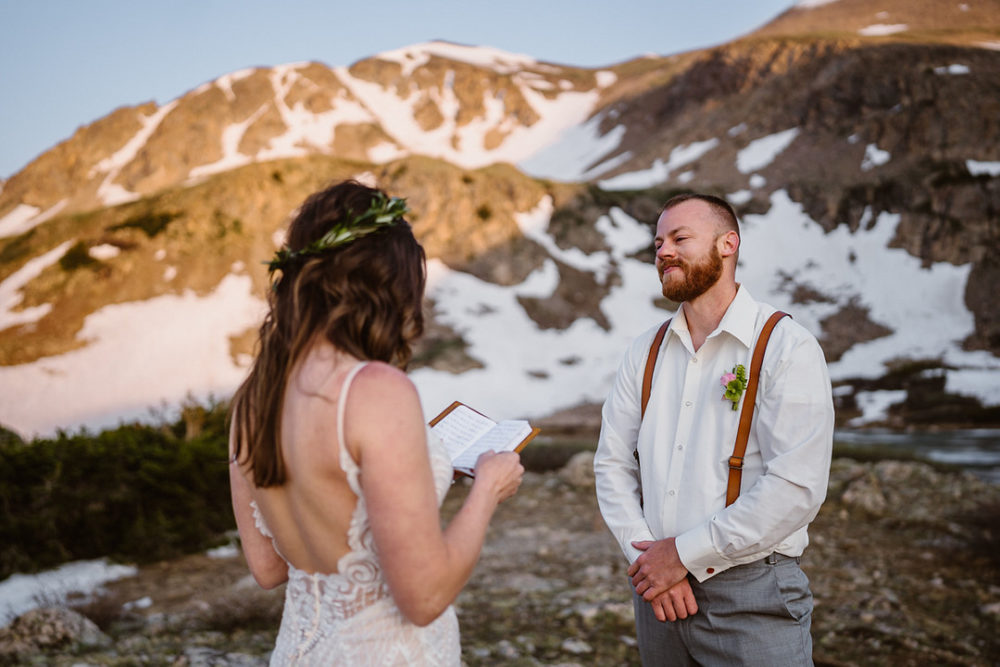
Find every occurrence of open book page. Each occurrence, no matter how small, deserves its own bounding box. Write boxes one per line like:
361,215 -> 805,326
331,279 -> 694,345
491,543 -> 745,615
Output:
449,420 -> 533,472
430,402 -> 538,475
432,404 -> 497,461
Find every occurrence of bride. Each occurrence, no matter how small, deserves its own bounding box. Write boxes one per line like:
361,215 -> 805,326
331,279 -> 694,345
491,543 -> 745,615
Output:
228,180 -> 524,665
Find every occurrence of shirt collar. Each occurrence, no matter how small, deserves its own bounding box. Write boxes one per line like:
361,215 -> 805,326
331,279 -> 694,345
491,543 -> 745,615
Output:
668,284 -> 758,351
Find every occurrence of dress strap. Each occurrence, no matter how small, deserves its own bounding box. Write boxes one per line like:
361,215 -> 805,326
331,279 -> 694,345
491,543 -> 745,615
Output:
337,362 -> 369,480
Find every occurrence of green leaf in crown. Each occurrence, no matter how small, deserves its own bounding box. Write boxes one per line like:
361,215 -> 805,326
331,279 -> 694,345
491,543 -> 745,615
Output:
266,193 -> 410,274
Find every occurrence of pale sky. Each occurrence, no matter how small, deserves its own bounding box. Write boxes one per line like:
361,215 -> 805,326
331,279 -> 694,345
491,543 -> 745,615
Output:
0,0 -> 797,178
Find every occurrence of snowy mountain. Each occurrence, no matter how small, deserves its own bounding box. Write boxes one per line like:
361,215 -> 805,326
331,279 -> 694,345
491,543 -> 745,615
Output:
1,1 -> 999,438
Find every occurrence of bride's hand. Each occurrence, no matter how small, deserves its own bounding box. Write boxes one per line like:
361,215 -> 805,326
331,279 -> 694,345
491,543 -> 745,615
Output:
472,451 -> 524,503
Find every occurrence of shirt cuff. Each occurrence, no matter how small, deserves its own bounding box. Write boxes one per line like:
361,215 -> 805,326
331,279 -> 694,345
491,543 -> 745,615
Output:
624,526 -> 657,564
674,521 -> 731,582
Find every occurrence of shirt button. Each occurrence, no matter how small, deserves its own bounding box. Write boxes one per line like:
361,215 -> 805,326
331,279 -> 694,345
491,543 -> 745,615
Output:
690,357 -> 698,364
706,567 -> 715,574
677,444 -> 684,450
685,401 -> 693,407
669,490 -> 676,496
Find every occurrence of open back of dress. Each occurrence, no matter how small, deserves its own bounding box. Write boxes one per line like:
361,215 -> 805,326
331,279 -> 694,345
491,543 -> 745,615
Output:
252,362 -> 461,666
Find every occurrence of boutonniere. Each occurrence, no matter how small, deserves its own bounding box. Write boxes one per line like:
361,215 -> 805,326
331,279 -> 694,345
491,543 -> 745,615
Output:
720,365 -> 748,411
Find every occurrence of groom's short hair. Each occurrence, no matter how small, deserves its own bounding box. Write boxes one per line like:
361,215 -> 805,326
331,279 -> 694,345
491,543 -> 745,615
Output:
661,193 -> 739,237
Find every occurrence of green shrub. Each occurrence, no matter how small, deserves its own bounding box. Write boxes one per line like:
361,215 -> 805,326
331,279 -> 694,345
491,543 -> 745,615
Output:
108,211 -> 181,238
58,241 -> 98,271
0,402 -> 234,580
0,425 -> 24,449
0,229 -> 36,266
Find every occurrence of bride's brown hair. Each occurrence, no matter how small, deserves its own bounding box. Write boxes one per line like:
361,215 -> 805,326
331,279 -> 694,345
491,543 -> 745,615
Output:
230,180 -> 426,487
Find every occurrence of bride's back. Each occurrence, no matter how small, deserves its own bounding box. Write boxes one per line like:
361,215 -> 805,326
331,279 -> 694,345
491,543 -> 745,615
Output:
249,342 -> 363,574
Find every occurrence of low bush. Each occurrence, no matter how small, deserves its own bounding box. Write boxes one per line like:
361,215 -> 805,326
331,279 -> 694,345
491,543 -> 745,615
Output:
58,242 -> 98,271
0,402 -> 233,581
107,211 -> 181,239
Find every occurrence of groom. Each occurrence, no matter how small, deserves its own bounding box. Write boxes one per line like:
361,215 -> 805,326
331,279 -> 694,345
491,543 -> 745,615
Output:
593,193 -> 834,665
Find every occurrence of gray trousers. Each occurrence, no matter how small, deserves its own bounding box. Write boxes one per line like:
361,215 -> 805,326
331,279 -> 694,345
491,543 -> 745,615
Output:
632,553 -> 813,666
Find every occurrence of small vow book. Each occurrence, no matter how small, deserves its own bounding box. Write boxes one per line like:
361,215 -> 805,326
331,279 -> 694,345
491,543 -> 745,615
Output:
429,401 -> 539,477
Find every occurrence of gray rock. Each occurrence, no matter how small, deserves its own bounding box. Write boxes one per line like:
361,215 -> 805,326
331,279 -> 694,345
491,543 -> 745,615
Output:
0,606 -> 110,660
180,646 -> 267,666
841,472 -> 888,514
561,637 -> 593,654
558,451 -> 596,488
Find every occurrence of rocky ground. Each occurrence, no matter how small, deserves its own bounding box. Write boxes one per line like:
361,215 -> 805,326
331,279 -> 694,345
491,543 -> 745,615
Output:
2,446 -> 998,666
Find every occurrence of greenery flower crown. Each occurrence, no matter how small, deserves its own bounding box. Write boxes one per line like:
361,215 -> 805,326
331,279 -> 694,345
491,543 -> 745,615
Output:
266,192 -> 410,274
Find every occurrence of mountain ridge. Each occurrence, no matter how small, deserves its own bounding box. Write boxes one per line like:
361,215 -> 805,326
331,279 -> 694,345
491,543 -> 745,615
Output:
1,1 -> 999,438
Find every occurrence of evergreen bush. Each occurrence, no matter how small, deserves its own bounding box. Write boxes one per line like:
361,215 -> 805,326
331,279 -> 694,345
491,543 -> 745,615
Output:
58,241 -> 98,271
0,402 -> 233,581
107,211 -> 181,239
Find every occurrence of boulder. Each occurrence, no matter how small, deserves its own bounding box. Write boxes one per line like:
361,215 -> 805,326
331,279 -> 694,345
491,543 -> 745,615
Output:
0,606 -> 110,660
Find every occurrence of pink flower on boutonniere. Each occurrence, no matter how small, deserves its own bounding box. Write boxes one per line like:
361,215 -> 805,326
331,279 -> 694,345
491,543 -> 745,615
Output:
720,364 -> 748,411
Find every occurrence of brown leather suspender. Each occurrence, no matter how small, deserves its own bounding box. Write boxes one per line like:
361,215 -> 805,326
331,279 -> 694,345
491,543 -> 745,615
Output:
725,311 -> 788,505
638,310 -> 789,507
640,319 -> 671,419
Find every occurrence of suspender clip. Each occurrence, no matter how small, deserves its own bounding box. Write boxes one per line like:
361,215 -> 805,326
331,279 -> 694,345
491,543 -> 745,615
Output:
728,456 -> 744,470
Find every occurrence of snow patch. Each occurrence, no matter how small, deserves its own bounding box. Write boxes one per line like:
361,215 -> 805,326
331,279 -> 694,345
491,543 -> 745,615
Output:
335,64 -> 600,170
188,103 -> 270,179
411,200 -> 665,422
92,101 -> 179,207
859,24 -> 908,36
728,190 -> 753,205
519,113 -> 626,180
861,143 -> 891,171
599,138 -> 718,190
736,191 -> 992,404
0,204 -> 39,237
367,141 -> 406,163
214,68 -> 257,101
594,71 -> 618,88
0,200 -> 67,238
0,241 -> 73,331
967,160 -> 1000,176
736,128 -> 799,174
206,544 -> 240,559
0,559 -> 137,625
0,273 -> 267,438
515,196 -> 614,282
849,390 -> 907,426
255,66 -> 374,164
123,596 -> 153,610
934,64 -> 970,75
375,41 -> 538,76
88,244 -> 120,260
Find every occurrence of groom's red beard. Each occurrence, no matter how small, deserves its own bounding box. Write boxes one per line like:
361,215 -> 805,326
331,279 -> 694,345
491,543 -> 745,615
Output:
660,244 -> 724,303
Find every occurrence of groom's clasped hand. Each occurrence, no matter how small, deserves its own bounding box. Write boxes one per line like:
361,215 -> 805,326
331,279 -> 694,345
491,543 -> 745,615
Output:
628,538 -> 697,623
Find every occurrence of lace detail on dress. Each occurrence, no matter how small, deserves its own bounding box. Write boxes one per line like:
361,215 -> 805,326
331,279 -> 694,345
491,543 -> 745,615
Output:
250,500 -> 272,538
255,362 -> 460,666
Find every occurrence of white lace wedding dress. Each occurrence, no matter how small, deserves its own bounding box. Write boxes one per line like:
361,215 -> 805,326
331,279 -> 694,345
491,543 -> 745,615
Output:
251,362 -> 461,665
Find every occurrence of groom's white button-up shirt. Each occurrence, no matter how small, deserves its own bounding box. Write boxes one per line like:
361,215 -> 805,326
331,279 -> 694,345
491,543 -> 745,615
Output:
594,286 -> 834,582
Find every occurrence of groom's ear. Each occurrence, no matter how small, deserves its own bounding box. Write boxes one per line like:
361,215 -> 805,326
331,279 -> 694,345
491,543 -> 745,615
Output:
718,230 -> 739,259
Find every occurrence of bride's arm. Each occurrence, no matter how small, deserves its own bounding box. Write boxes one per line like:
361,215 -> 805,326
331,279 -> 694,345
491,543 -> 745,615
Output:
229,420 -> 289,589
347,362 -> 523,626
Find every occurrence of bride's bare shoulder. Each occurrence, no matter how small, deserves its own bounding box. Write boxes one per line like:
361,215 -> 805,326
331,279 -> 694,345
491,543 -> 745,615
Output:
342,362 -> 424,452
350,361 -> 419,408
